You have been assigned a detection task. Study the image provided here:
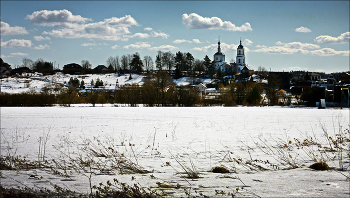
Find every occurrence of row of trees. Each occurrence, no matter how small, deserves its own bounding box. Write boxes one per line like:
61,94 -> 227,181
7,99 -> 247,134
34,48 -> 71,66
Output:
104,51 -> 226,79
105,51 -> 206,78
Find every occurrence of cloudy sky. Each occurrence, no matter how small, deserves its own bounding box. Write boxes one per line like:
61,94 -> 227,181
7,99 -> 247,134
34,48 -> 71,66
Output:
1,1 -> 349,73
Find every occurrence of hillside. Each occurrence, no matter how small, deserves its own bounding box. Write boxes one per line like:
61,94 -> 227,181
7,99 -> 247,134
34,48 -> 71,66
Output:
0,73 -> 215,94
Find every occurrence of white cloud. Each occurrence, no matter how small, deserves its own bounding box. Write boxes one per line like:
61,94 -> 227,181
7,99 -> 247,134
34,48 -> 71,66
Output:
314,32 -> 350,44
182,13 -> 252,31
310,48 -> 349,56
254,41 -> 348,56
173,39 -> 202,44
123,42 -> 151,49
1,39 -> 32,48
10,52 -> 29,56
26,9 -> 90,27
124,33 -> 150,39
255,46 -> 309,54
27,10 -> 167,41
2,52 -> 29,58
82,42 -> 97,46
192,39 -> 201,43
254,41 -> 320,54
111,45 -> 119,49
82,42 -> 108,47
243,39 -> 253,46
295,26 -> 311,33
33,44 -> 50,50
289,66 -> 308,71
174,39 -> 188,44
0,21 -> 28,35
275,41 -> 320,49
34,36 -> 51,41
150,45 -> 178,51
39,12 -> 139,41
44,23 -> 130,41
151,31 -> 169,39
192,42 -> 238,52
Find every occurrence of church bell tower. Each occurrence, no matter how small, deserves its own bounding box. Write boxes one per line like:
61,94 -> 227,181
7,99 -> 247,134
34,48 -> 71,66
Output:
236,39 -> 245,72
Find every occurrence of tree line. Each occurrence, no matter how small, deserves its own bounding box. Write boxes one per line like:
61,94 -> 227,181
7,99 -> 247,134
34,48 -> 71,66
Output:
105,51 -> 207,78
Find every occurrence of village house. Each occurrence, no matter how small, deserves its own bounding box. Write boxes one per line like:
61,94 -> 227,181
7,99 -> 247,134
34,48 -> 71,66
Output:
10,67 -> 32,76
195,83 -> 207,97
63,63 -> 82,74
93,65 -> 109,74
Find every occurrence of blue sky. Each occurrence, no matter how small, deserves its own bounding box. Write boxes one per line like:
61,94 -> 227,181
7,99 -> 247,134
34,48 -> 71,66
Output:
1,1 -> 349,73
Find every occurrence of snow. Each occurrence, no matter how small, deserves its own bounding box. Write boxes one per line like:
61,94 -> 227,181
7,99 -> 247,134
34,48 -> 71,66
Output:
1,106 -> 349,197
1,74 -> 219,94
0,74 -> 146,93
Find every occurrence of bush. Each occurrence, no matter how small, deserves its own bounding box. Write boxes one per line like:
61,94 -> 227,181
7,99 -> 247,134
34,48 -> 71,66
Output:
212,166 -> 230,173
0,92 -> 56,106
309,162 -> 329,170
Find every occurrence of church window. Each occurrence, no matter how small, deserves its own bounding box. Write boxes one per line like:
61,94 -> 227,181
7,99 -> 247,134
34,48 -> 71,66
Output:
238,50 -> 241,55
238,59 -> 240,63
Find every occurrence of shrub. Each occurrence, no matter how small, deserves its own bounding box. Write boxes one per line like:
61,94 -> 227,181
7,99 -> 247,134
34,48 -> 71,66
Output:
212,166 -> 230,173
309,162 -> 329,170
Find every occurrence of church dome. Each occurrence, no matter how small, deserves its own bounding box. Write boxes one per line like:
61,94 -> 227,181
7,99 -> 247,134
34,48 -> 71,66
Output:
215,51 -> 225,56
238,39 -> 244,49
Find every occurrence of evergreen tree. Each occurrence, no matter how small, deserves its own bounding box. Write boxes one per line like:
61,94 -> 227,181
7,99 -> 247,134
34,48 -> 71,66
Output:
247,85 -> 262,106
130,53 -> 143,73
1,58 -> 11,70
203,55 -> 211,69
155,53 -> 162,70
185,52 -> 194,71
203,55 -> 213,77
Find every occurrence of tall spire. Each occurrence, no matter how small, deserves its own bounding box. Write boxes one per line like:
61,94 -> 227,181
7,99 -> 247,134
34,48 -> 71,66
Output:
218,36 -> 221,53
240,37 -> 242,45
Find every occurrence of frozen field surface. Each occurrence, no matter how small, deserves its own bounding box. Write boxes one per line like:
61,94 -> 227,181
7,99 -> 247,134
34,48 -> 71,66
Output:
1,106 -> 349,197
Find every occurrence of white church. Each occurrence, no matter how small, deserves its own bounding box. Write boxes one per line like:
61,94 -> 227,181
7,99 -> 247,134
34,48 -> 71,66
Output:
213,38 -> 253,74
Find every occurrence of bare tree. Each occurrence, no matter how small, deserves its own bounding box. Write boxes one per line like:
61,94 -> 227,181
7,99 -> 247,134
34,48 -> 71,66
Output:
127,54 -> 133,71
106,56 -> 116,70
81,60 -> 92,70
143,55 -> 153,72
193,59 -> 205,73
162,51 -> 174,72
121,55 -> 128,73
22,57 -> 33,69
115,56 -> 120,72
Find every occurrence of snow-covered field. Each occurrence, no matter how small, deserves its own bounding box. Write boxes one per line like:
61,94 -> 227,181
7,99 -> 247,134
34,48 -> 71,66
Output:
1,106 -> 349,197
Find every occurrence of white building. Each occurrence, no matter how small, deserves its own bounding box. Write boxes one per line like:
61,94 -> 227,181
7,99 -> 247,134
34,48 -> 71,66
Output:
213,40 -> 226,72
236,39 -> 246,72
212,38 -> 250,74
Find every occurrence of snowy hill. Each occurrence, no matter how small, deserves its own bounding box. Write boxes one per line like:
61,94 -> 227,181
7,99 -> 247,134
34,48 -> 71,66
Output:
1,73 -> 216,94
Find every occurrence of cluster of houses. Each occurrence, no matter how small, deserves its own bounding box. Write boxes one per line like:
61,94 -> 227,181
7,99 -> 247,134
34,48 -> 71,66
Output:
0,64 -> 110,77
62,63 -> 110,74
